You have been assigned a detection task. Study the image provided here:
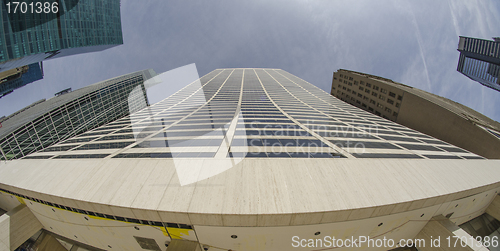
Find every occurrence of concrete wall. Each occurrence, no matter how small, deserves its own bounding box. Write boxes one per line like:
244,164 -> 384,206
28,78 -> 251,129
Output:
34,232 -> 68,251
485,194 -> 500,221
0,204 -> 43,251
397,92 -> 500,159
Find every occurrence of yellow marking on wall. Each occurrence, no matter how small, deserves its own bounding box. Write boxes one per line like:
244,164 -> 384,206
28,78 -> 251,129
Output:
2,189 -> 188,240
15,196 -> 25,205
159,226 -> 169,237
167,227 -> 194,240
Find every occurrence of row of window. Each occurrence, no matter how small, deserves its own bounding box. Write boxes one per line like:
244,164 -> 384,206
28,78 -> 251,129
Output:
338,92 -> 399,118
227,152 -> 342,158
2,72 -> 147,160
25,68 -> 473,160
337,85 -> 401,111
0,188 -> 193,230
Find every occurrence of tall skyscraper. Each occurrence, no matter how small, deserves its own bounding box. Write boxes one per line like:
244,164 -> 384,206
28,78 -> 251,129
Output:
0,0 -> 123,73
331,69 -> 500,159
0,62 -> 43,98
0,69 -> 499,251
457,36 -> 500,91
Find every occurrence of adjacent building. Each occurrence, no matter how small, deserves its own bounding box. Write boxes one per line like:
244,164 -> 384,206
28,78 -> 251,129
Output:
331,69 -> 500,159
0,0 -> 123,73
457,36 -> 500,91
0,62 -> 43,98
0,69 -> 154,161
1,68 -> 499,251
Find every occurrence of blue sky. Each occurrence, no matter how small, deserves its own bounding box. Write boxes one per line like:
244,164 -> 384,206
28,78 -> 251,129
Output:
1,0 -> 500,122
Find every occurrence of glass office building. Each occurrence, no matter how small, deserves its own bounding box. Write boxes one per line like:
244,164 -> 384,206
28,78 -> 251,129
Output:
0,69 -> 154,160
457,36 -> 500,91
0,0 -> 123,73
21,68 -> 480,161
0,69 -> 499,251
0,62 -> 43,98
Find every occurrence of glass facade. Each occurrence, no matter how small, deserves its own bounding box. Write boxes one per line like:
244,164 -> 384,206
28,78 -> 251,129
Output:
457,36 -> 500,91
0,0 -> 123,71
20,68 -> 483,160
0,62 -> 43,98
0,69 -> 153,160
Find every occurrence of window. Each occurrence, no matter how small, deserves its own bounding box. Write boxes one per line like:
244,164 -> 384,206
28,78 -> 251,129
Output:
356,100 -> 361,104
349,77 -> 353,80
395,103 -> 400,108
365,89 -> 370,94
393,111 -> 398,116
354,81 -> 358,85
347,88 -> 351,92
363,96 -> 369,101
343,86 -> 346,90
397,95 -> 403,101
387,99 -> 394,105
389,92 -> 396,98
366,83 -> 372,88
360,81 -> 365,86
339,74 -> 343,78
372,91 -> 377,97
373,85 -> 379,91
362,103 -> 367,108
370,99 -> 376,105
358,93 -> 363,98
377,103 -> 384,109
379,95 -> 386,101
368,107 -> 374,112
348,82 -> 353,86
380,88 -> 387,94
385,107 -> 392,113
359,86 -> 364,91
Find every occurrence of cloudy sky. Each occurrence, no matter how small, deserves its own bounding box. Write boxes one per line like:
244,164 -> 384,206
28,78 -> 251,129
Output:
1,0 -> 500,123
